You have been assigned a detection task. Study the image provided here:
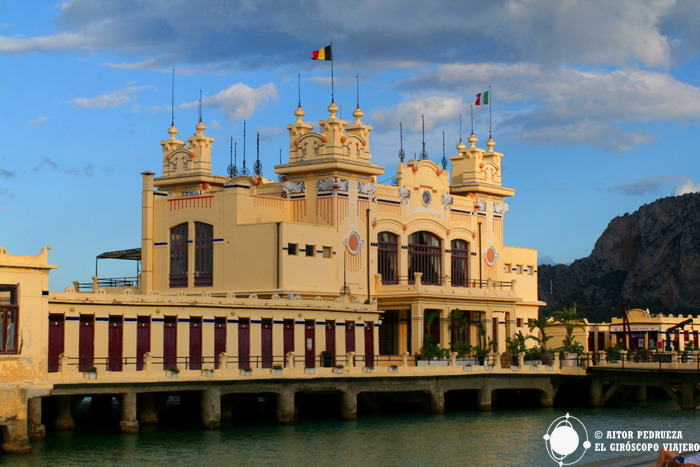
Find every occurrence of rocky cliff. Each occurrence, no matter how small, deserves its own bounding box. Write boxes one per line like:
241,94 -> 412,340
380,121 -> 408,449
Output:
538,193 -> 700,322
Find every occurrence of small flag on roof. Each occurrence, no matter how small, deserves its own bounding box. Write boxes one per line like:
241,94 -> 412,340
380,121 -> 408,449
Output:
475,91 -> 489,105
311,45 -> 332,61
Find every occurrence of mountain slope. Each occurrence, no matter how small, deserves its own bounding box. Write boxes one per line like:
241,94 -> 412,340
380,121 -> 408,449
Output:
537,193 -> 700,322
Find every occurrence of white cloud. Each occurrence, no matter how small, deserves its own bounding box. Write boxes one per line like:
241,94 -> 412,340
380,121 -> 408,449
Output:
372,96 -> 464,133
0,1 -> 692,70
673,179 -> 700,195
182,83 -> 277,121
404,63 -> 700,151
67,85 -> 154,109
28,116 -> 50,125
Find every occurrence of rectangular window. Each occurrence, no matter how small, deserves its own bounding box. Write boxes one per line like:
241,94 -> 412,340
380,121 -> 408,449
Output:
505,263 -> 512,273
0,285 -> 18,354
288,243 -> 297,255
517,318 -> 523,328
525,266 -> 533,275
194,222 -> 213,287
514,264 -> 522,274
305,244 -> 315,257
170,223 -> 188,288
323,246 -> 332,258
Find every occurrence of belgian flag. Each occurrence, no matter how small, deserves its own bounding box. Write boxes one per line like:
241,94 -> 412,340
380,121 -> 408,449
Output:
311,45 -> 332,61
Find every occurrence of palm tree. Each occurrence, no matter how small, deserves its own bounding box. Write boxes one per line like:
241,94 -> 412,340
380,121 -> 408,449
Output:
553,306 -> 586,351
527,315 -> 553,352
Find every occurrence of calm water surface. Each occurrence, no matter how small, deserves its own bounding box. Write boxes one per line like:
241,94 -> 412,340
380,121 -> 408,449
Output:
2,401 -> 699,467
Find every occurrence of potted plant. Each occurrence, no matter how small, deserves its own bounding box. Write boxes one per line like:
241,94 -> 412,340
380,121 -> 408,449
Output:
321,350 -> 334,368
271,364 -> 283,375
363,366 -> 373,373
166,367 -> 180,378
333,364 -> 345,374
305,365 -> 315,374
241,367 -> 252,376
389,365 -> 398,373
201,368 -> 214,377
83,366 -> 97,380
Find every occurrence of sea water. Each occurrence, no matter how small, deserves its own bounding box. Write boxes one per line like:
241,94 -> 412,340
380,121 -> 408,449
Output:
1,401 -> 698,466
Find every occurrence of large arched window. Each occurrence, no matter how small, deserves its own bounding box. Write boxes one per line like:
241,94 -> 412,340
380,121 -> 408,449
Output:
451,239 -> 469,287
408,231 -> 442,285
169,223 -> 188,288
377,232 -> 398,284
194,222 -> 213,287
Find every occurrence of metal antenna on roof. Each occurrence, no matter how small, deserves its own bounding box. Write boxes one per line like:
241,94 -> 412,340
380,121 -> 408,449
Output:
441,131 -> 447,170
399,121 -> 405,163
356,74 -> 360,109
227,137 -> 238,177
459,114 -> 463,142
298,73 -> 301,108
419,114 -> 428,160
254,132 -> 263,176
241,120 -> 249,176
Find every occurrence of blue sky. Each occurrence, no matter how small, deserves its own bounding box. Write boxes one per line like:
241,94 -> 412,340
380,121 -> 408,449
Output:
2,0 -> 700,290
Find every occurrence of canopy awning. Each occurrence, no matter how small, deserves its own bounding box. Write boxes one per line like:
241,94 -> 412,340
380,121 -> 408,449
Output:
95,248 -> 141,276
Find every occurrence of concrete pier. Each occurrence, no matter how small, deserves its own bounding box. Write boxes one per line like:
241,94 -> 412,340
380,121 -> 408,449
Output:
119,391 -> 139,433
1,420 -> 31,454
429,389 -> 445,414
27,397 -> 45,440
201,387 -> 221,429
276,388 -> 295,425
340,391 -> 358,420
54,395 -> 74,431
138,393 -> 159,425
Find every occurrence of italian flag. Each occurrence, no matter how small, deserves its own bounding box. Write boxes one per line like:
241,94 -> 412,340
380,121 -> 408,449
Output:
311,45 -> 332,61
475,91 -> 489,105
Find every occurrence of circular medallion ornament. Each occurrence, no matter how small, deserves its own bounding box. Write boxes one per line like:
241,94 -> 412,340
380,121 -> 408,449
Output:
421,189 -> 432,207
345,231 -> 364,255
484,246 -> 499,266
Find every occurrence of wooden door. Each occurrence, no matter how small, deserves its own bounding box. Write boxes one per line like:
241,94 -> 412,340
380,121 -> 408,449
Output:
48,314 -> 64,373
189,317 -> 202,370
78,315 -> 94,372
238,318 -> 250,369
136,316 -> 150,371
325,321 -> 336,359
345,321 -> 356,353
305,320 -> 315,367
598,332 -> 605,352
108,315 -> 123,371
364,322 -> 374,367
261,319 -> 273,368
163,316 -> 177,370
214,317 -> 226,369
283,319 -> 294,366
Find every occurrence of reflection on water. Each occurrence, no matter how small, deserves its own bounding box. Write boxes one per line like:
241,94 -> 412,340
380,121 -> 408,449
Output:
2,400 -> 699,467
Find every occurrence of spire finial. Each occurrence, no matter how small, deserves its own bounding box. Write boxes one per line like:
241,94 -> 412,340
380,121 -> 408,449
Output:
398,121 -> 405,163
356,74 -> 360,109
298,73 -> 301,108
241,121 -> 249,175
171,68 -> 175,127
198,89 -> 203,123
419,114 -> 428,160
278,148 -> 283,181
254,132 -> 263,176
228,137 -> 238,177
459,114 -> 463,142
441,131 -> 447,170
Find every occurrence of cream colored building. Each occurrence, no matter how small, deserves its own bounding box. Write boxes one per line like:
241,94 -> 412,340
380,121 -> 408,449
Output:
131,100 -> 542,357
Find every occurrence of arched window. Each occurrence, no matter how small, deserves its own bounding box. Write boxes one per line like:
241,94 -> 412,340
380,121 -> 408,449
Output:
377,232 -> 398,284
169,223 -> 188,288
451,239 -> 469,287
194,222 -> 213,287
408,231 -> 442,285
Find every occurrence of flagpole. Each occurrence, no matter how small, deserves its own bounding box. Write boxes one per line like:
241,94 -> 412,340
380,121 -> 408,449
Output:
489,84 -> 492,139
470,104 -> 474,135
331,40 -> 335,103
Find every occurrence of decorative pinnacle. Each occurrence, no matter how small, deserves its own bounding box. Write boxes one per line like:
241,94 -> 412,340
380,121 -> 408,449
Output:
328,101 -> 339,118
468,133 -> 478,148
